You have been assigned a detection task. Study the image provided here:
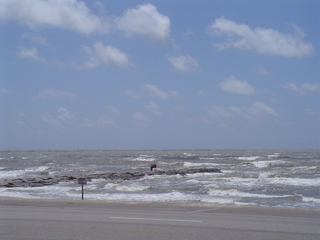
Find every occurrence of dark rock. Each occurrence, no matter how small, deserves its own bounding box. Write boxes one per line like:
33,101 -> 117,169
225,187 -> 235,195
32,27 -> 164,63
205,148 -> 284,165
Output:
0,168 -> 221,188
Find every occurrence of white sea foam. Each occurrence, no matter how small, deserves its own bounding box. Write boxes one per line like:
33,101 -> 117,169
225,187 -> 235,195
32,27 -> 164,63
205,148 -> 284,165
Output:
1,166 -> 52,180
185,172 -> 220,178
25,166 -> 50,173
0,184 -> 75,199
104,182 -> 150,192
184,162 -> 221,167
267,177 -> 320,186
302,197 -> 320,204
232,201 -> 259,206
0,188 -> 38,199
258,172 -> 279,179
268,153 -> 279,158
140,174 -> 184,181
252,160 -> 287,168
78,191 -> 194,203
237,156 -> 260,161
130,155 -> 155,162
200,197 -> 259,206
290,166 -> 319,172
207,189 -> 293,199
184,153 -> 196,157
115,185 -> 151,192
219,177 -> 258,188
0,169 -> 26,179
252,161 -> 273,168
200,197 -> 235,205
0,166 -> 52,179
103,183 -> 118,189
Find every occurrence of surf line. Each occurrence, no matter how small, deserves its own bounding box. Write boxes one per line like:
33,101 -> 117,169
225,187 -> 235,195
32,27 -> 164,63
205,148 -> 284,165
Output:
110,217 -> 202,223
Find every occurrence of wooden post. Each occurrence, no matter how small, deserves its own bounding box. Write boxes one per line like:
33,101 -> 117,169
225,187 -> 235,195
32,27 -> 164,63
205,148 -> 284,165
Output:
82,183 -> 84,200
78,178 -> 87,200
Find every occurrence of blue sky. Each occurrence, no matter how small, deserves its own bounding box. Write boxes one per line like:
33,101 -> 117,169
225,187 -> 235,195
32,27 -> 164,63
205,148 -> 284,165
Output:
0,0 -> 319,150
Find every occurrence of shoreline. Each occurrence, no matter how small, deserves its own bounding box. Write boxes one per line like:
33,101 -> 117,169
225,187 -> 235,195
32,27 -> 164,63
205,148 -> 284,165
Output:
1,195 -> 320,209
1,197 -> 319,217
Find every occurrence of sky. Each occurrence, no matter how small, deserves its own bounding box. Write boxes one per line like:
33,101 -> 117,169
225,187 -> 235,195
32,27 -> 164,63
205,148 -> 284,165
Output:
0,0 -> 319,150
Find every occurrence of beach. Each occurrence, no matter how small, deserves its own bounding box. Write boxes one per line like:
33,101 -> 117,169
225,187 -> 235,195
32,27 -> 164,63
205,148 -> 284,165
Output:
1,150 -> 319,239
1,198 -> 319,240
1,149 -> 319,208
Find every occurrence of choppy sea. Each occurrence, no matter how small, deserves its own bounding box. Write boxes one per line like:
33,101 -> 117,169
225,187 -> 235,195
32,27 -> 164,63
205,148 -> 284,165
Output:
0,149 -> 319,209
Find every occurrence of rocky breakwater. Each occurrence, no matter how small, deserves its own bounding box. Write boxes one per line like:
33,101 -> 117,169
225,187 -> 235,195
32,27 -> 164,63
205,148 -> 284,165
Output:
0,168 -> 221,188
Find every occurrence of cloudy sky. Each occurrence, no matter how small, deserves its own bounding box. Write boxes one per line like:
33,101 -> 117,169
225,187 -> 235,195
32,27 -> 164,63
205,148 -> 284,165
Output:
0,0 -> 319,150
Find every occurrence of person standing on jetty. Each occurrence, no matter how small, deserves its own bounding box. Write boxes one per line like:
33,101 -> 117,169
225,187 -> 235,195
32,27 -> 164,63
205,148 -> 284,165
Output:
150,163 -> 157,171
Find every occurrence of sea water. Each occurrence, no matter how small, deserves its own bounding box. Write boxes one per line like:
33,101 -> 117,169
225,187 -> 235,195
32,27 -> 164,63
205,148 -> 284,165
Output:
0,149 -> 319,209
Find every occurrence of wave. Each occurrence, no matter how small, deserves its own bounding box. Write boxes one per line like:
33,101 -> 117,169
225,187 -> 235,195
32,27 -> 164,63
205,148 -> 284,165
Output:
104,183 -> 151,192
302,197 -> 320,204
184,162 -> 222,167
267,153 -> 280,158
129,155 -> 156,162
252,160 -> 287,168
266,177 -> 320,186
207,188 -> 294,199
0,166 -> 51,179
237,156 -> 260,161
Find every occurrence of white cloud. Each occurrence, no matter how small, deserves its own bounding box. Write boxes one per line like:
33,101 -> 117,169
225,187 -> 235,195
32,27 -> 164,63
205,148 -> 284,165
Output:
133,112 -> 149,123
145,84 -> 179,99
35,88 -> 77,100
18,46 -> 46,62
249,102 -> 277,117
257,67 -> 270,76
0,0 -> 107,34
106,105 -> 119,114
167,55 -> 200,72
82,42 -> 131,69
207,17 -> 314,57
145,84 -> 169,99
301,83 -> 320,92
145,102 -> 161,116
283,82 -> 320,95
57,107 -> 74,121
83,117 -> 116,129
41,113 -> 58,126
184,29 -> 193,39
41,107 -> 74,126
116,3 -> 171,42
220,76 -> 255,95
208,106 -> 234,117
208,102 -> 277,118
124,90 -> 138,99
22,33 -> 48,46
93,1 -> 105,13
283,82 -> 302,94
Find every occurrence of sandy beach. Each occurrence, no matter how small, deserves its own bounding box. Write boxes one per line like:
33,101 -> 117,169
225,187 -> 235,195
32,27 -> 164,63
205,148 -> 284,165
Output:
1,198 -> 319,240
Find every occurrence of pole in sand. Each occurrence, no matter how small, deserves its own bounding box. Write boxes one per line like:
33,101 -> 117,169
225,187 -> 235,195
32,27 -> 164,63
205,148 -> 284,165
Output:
78,178 -> 87,200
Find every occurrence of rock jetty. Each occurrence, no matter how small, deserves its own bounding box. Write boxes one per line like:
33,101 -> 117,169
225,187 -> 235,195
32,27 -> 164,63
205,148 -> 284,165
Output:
0,168 -> 221,188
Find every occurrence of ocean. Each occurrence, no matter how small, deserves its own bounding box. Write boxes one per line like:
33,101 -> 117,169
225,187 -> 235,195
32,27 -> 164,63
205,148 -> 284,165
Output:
0,149 -> 319,209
